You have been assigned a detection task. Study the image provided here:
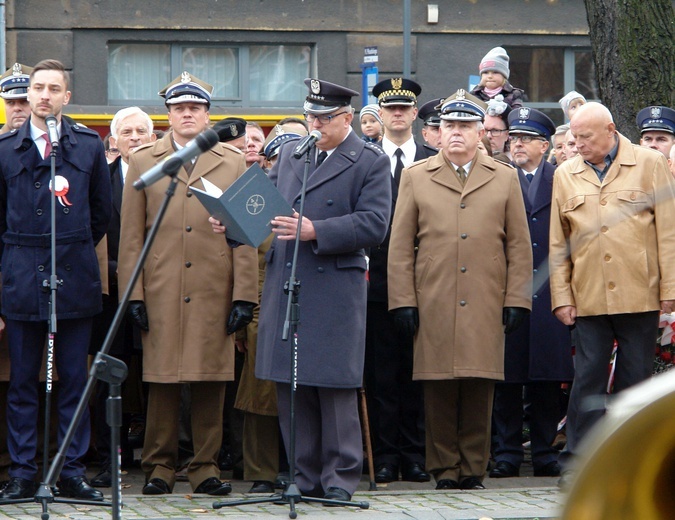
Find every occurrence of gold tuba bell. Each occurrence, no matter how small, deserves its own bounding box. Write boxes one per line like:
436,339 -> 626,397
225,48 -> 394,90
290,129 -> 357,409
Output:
562,370 -> 675,519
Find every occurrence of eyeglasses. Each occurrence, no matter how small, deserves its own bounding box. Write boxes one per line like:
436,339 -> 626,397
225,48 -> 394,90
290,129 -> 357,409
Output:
485,128 -> 508,136
304,112 -> 349,125
508,135 -> 546,144
106,148 -> 120,155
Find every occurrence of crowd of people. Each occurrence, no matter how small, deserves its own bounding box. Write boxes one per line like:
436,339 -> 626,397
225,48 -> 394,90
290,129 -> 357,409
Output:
0,44 -> 673,503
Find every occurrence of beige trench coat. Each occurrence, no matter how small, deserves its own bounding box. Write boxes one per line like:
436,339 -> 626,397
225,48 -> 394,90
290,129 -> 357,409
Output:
549,133 -> 675,316
118,132 -> 259,383
388,151 -> 532,381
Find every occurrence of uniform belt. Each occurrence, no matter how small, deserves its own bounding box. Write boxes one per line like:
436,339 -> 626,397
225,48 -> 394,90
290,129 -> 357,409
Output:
3,226 -> 92,247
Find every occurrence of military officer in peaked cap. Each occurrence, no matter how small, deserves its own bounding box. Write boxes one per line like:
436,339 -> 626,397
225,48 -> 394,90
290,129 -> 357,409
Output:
637,105 -> 675,157
418,98 -> 443,149
0,63 -> 33,135
247,77 -> 391,502
364,77 -> 436,485
489,108 -> 573,479
388,89 -> 532,490
118,71 -> 258,497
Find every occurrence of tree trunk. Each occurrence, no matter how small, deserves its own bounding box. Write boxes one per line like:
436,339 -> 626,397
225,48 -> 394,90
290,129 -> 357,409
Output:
583,0 -> 674,142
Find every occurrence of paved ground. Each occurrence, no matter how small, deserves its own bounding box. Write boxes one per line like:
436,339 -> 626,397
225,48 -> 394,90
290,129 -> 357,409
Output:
0,465 -> 567,520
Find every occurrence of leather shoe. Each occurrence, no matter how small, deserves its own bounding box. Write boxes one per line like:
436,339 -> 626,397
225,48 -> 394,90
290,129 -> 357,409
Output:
58,475 -> 104,500
0,477 -> 36,499
91,468 -> 112,488
435,479 -> 459,490
374,463 -> 398,483
534,461 -> 561,477
489,460 -> 520,478
194,477 -> 232,496
323,486 -> 351,505
142,477 -> 171,495
248,480 -> 275,493
401,462 -> 431,482
459,477 -> 485,490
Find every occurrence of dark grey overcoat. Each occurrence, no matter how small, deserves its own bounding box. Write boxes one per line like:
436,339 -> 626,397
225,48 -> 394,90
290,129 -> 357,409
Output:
256,130 -> 391,388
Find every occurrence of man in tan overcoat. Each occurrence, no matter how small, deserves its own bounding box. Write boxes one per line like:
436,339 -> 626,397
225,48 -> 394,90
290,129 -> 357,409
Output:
118,72 -> 258,496
388,89 -> 532,490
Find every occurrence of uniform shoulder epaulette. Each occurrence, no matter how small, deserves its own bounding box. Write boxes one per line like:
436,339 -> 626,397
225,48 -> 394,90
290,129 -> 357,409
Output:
130,142 -> 154,154
408,157 -> 430,168
423,143 -> 438,153
494,158 -> 515,169
221,142 -> 244,154
0,129 -> 18,142
363,141 -> 385,155
70,123 -> 101,138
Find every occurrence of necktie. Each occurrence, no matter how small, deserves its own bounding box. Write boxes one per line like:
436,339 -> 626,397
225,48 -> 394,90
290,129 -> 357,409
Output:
42,133 -> 52,158
317,151 -> 327,167
394,148 -> 404,186
456,166 -> 467,184
526,173 -> 534,182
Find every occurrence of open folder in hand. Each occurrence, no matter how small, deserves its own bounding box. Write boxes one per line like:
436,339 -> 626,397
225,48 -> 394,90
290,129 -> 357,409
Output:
190,163 -> 293,247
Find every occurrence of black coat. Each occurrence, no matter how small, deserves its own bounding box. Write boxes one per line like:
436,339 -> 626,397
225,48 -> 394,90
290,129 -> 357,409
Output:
368,140 -> 438,303
0,118 -> 112,321
504,160 -> 574,382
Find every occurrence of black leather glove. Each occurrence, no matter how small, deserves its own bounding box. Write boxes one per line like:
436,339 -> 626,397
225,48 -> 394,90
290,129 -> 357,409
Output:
503,306 -> 530,334
128,300 -> 149,331
392,307 -> 419,342
227,301 -> 256,335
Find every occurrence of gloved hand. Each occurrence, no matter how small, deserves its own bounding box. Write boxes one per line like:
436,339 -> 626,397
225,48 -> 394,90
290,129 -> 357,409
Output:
503,307 -> 530,334
227,301 -> 256,335
128,300 -> 149,331
392,307 -> 419,342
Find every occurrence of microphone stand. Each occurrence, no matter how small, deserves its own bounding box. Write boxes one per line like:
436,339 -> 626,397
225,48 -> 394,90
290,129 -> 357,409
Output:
0,163 -> 183,519
213,145 -> 369,517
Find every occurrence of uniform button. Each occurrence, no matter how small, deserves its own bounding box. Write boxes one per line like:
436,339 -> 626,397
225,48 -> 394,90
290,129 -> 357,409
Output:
460,266 -> 466,273
185,261 -> 192,268
286,262 -> 292,268
604,254 -> 611,261
461,233 -> 467,239
34,182 -> 41,189
296,199 -> 301,204
460,203 -> 466,209
184,297 -> 191,303
326,200 -> 333,206
608,282 -> 615,290
317,267 -> 324,273
601,226 -> 608,233
186,191 -> 193,197
63,207 -> 69,214
533,242 -> 538,247
533,294 -> 538,299
532,217 -> 537,222
36,209 -> 43,216
186,226 -> 192,232
630,192 -> 636,200
65,264 -> 71,271
600,199 -> 607,206
37,265 -> 45,272
533,268 -> 538,273
460,300 -> 466,306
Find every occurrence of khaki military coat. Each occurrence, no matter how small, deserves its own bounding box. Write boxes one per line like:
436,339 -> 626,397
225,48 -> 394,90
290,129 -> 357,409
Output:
118,132 -> 258,383
388,151 -> 532,381
549,133 -> 675,316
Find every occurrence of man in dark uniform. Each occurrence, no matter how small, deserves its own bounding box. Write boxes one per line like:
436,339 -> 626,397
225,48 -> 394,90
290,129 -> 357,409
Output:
490,108 -> 573,479
636,105 -> 675,158
0,59 -> 111,500
253,78 -> 391,502
418,98 -> 443,149
89,106 -> 156,488
364,78 -> 435,484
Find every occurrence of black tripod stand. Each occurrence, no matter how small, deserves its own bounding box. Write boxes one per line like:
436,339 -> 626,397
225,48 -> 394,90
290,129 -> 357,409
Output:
213,141 -> 369,518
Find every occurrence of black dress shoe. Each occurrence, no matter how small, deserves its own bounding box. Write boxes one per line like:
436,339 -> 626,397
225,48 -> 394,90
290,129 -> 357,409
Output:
248,480 -> 275,493
91,468 -> 112,488
0,477 -> 36,499
323,486 -> 351,505
374,463 -> 398,483
459,476 -> 485,490
401,462 -> 431,482
534,461 -> 561,477
435,479 -> 459,490
274,471 -> 290,489
58,475 -> 104,500
194,477 -> 232,496
142,477 -> 171,495
489,460 -> 520,478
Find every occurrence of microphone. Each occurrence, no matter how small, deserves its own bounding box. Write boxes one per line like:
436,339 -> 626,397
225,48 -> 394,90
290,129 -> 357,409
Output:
45,115 -> 60,148
293,130 -> 322,158
133,129 -> 219,190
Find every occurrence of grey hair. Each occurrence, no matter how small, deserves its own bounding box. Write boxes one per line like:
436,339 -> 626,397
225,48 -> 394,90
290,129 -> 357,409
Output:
110,106 -> 153,139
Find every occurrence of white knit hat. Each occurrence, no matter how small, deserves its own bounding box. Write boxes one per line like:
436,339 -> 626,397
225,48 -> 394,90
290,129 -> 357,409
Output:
479,47 -> 510,80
